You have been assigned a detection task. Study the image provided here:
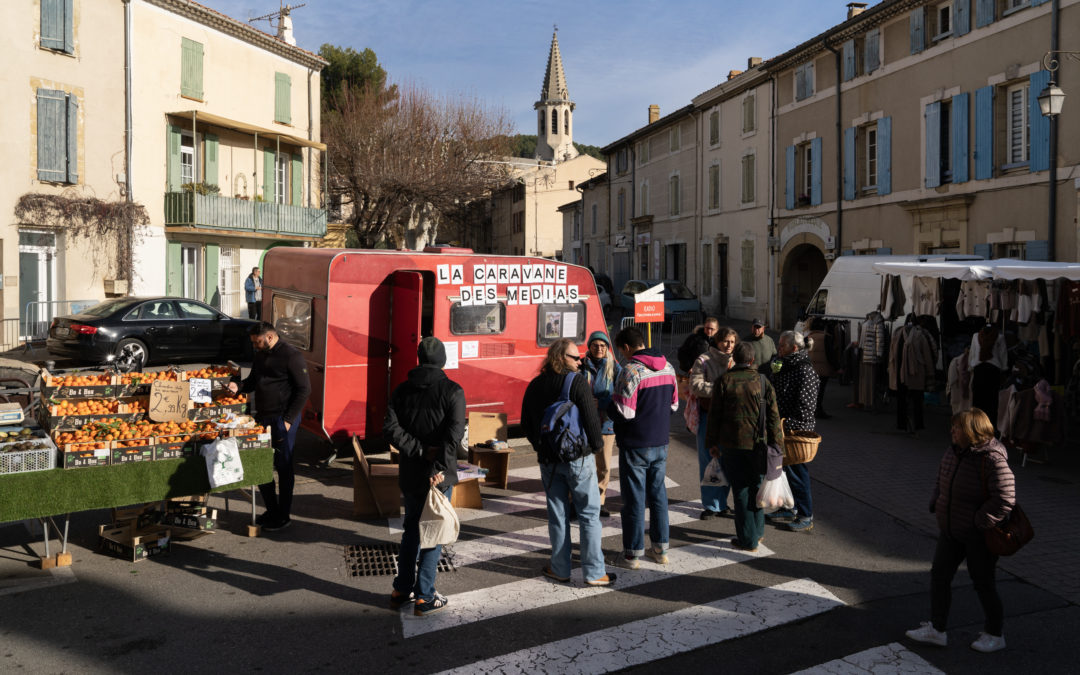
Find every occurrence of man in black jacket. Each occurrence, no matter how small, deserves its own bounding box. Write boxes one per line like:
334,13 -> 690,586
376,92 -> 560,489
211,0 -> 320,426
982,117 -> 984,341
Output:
228,322 -> 311,531
383,337 -> 465,616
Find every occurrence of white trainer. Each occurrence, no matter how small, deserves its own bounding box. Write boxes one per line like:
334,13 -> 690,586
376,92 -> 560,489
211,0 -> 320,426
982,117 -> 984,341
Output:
971,632 -> 1006,653
905,621 -> 948,647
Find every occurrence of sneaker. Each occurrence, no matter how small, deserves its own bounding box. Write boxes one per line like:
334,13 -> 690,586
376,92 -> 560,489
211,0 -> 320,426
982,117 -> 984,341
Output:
542,565 -> 570,582
585,573 -> 617,587
615,555 -> 640,570
413,592 -> 448,616
699,509 -> 721,520
599,507 -> 611,518
645,546 -> 669,565
765,508 -> 796,523
717,508 -> 734,518
785,517 -> 814,532
905,621 -> 948,647
729,537 -> 758,553
389,590 -> 414,609
262,516 -> 291,532
971,632 -> 1006,653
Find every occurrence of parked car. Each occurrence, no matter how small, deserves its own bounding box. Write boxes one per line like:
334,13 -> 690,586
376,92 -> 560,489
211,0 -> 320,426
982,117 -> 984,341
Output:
617,280 -> 703,320
47,297 -> 257,370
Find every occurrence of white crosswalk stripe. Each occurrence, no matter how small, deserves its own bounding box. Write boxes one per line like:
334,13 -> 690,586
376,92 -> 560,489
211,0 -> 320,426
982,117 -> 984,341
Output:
435,579 -> 845,675
401,538 -> 773,638
788,642 -> 945,674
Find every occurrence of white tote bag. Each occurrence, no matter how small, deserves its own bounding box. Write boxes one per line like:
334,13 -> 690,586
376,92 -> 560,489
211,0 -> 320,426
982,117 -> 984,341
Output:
418,487 -> 460,548
200,437 -> 244,488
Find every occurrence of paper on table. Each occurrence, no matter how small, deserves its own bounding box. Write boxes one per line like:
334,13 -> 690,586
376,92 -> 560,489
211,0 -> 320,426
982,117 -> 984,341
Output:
462,341 -> 479,359
444,341 -> 459,369
561,311 -> 578,338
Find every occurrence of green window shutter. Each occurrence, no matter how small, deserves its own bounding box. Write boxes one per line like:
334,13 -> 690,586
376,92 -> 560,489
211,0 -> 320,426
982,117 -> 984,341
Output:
65,94 -> 78,183
40,0 -> 64,51
275,72 -> 291,124
36,88 -> 66,182
263,149 -> 276,201
166,124 -> 182,191
291,153 -> 303,205
181,38 -> 204,99
204,134 -> 219,187
165,240 -> 182,296
63,0 -> 73,53
204,243 -> 220,306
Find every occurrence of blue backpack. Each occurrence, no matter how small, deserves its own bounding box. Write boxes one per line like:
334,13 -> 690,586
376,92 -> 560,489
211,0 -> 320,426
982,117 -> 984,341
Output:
539,373 -> 589,464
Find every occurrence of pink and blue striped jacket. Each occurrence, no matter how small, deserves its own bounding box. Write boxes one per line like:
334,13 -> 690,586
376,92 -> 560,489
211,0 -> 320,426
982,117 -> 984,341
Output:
608,348 -> 679,449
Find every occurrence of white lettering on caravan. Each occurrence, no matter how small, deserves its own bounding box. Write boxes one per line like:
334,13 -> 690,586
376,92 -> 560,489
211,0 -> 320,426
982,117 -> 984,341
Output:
485,285 -> 497,304
542,285 -> 555,303
530,286 -> 543,304
437,264 -> 451,285
556,266 -> 567,284
554,286 -> 568,303
473,265 -> 486,284
544,264 -> 557,283
459,286 -> 474,306
506,287 -> 519,305
508,265 -> 522,284
497,265 -> 510,284
568,285 -> 579,303
450,265 -> 464,284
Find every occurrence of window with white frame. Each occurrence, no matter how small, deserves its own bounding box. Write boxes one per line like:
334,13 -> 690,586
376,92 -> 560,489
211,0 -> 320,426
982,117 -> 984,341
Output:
801,142 -> 814,202
864,125 -> 878,190
1006,82 -> 1029,165
741,152 -> 755,204
932,2 -> 952,40
1004,0 -> 1029,12
709,110 -> 720,146
708,164 -> 720,210
181,133 -> 195,185
669,173 -> 681,215
669,126 -> 681,152
740,239 -> 755,298
275,153 -> 288,204
742,95 -> 756,133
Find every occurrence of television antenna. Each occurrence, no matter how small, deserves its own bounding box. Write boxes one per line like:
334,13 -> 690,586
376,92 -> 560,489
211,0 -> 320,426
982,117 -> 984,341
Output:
248,2 -> 306,32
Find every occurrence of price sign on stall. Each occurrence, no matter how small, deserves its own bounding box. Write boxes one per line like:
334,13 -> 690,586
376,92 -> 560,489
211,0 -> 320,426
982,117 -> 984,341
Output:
149,380 -> 190,422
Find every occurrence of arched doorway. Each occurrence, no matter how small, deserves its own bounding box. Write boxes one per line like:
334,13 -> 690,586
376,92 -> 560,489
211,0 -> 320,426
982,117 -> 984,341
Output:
780,243 -> 827,329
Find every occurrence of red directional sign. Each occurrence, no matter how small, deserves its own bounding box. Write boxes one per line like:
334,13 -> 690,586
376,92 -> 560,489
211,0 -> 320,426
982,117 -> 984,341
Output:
634,301 -> 664,323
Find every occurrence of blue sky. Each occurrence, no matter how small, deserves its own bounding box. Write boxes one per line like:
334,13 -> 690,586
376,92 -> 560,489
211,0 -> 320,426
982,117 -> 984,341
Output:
201,0 -> 854,145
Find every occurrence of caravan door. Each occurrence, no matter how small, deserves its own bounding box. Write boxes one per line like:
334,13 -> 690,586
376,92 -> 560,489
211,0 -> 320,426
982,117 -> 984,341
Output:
389,271 -> 423,393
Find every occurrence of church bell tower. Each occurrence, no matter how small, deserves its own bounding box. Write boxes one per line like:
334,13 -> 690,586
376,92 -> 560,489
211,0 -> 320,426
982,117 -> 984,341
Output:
534,30 -> 578,163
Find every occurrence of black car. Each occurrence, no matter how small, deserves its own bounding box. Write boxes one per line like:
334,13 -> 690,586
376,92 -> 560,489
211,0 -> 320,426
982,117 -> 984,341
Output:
47,297 -> 257,369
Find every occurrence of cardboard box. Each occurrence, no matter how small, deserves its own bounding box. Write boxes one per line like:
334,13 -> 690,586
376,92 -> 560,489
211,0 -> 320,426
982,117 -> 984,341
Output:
153,438 -> 194,461
61,442 -> 113,469
111,444 -> 154,464
187,402 -> 248,421
468,412 -> 508,445
98,525 -> 171,562
160,508 -> 217,534
45,409 -> 144,432
40,368 -> 118,399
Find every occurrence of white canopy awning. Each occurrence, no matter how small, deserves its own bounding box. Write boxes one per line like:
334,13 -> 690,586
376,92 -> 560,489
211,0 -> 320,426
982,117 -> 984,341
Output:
872,259 -> 1080,282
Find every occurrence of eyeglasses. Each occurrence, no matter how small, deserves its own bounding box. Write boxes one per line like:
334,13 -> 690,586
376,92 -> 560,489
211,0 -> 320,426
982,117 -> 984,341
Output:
590,343 -> 608,351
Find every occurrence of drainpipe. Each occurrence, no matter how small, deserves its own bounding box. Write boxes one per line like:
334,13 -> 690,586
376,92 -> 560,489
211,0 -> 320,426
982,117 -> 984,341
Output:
123,0 -> 133,288
192,111 -> 198,225
629,144 -> 636,274
768,75 -> 777,328
1048,0 -> 1059,260
253,132 -> 258,230
824,39 -> 843,254
690,109 -> 701,297
307,67 -> 313,209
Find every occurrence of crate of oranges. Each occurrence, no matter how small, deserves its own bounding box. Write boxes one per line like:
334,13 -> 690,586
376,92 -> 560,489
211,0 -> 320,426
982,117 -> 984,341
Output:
224,424 -> 270,450
41,368 -> 119,400
45,398 -> 147,431
188,393 -> 248,421
115,368 -> 186,396
111,434 -> 155,464
183,365 -> 239,391
60,440 -> 113,469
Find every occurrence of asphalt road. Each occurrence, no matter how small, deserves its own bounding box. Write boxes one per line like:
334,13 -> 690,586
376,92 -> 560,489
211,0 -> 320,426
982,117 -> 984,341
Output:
0,380 -> 1075,674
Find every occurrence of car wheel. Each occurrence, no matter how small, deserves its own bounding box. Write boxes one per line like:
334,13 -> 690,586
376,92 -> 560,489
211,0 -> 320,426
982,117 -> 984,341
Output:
114,338 -> 149,372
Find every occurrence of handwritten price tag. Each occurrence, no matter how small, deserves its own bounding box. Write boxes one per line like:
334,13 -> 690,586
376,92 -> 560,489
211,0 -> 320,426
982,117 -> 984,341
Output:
149,380 -> 190,422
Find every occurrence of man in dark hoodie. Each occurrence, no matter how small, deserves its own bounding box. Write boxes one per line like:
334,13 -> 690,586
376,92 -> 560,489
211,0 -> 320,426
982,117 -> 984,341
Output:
383,337 -> 465,617
609,326 -> 679,570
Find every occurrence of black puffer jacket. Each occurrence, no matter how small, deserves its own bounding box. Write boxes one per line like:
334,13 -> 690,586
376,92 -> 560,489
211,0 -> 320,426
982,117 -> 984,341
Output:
770,349 -> 820,432
237,339 -> 311,421
383,365 -> 466,490
521,370 -> 603,463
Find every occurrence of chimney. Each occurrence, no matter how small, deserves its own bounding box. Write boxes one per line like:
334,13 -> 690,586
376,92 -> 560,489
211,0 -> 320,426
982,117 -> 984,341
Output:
727,69 -> 743,81
648,104 -> 660,124
847,2 -> 868,19
747,57 -> 762,69
277,7 -> 297,46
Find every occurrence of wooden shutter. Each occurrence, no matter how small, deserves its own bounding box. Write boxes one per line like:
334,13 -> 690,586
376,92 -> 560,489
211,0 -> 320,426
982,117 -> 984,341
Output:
952,93 -> 970,183
275,73 -> 292,124
166,240 -> 183,296
40,0 -> 73,52
63,0 -> 73,53
973,243 -> 992,258
925,102 -> 942,188
166,124 -> 182,191
263,150 -> 276,201
810,137 -> 822,205
842,40 -> 856,82
181,38 -> 204,100
865,29 -> 880,74
785,145 -> 796,209
954,0 -> 971,36
975,0 -> 994,28
204,244 -> 220,306
1025,240 -> 1050,261
910,7 -> 926,54
795,66 -> 805,101
36,88 -> 66,182
1029,70 -> 1051,172
204,134 -> 219,187
974,86 -> 994,180
843,127 -> 856,200
878,117 -> 892,195
291,153 -> 303,205
65,94 -> 78,184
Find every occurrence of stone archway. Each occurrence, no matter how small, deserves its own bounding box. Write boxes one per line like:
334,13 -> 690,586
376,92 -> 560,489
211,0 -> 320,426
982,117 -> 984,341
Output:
780,241 -> 827,329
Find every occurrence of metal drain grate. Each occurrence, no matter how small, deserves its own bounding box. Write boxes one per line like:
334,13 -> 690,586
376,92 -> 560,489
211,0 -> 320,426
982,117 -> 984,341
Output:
344,543 -> 457,577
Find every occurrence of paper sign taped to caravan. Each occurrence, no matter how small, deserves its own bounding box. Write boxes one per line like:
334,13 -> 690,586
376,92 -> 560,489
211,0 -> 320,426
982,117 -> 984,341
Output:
436,262 -> 581,307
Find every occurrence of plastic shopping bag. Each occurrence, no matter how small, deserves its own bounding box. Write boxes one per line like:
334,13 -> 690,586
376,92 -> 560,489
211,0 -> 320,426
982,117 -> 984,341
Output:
756,472 -> 795,513
418,487 -> 460,549
200,437 -> 244,488
683,394 -> 700,434
700,457 -> 727,488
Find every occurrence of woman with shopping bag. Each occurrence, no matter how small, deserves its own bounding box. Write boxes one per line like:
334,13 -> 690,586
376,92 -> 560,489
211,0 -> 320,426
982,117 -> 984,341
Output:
767,330 -> 820,532
689,326 -> 737,520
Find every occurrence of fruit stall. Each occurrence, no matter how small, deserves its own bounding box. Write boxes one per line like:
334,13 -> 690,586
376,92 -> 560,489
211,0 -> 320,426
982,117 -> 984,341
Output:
0,365 -> 274,567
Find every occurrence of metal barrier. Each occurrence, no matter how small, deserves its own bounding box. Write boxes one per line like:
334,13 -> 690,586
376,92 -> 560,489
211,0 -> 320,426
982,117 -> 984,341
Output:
618,311 -> 701,356
21,299 -> 97,347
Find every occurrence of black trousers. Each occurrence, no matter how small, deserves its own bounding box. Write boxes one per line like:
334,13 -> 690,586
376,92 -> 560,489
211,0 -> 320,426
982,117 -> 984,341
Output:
248,301 -> 262,320
896,383 -> 924,430
931,533 -> 1004,636
971,363 -> 1001,427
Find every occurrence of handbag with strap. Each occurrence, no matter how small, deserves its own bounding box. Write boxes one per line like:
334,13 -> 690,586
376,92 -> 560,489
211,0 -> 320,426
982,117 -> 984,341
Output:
754,375 -> 785,481
979,456 -> 1033,556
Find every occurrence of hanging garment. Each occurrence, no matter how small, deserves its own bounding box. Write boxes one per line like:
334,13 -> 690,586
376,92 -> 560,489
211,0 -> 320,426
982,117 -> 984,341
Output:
912,277 -> 940,316
1056,281 -> 1080,337
879,275 -> 906,321
860,312 -> 887,363
968,328 -> 1008,371
888,324 -> 935,391
1015,280 -> 1042,324
946,352 -> 973,414
956,280 -> 991,321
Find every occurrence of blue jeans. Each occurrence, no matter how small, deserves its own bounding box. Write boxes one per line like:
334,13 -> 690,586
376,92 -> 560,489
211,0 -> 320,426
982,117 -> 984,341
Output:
394,483 -> 453,602
784,463 -> 813,519
540,455 -> 606,582
619,445 -> 670,557
697,410 -> 730,512
257,413 -> 300,519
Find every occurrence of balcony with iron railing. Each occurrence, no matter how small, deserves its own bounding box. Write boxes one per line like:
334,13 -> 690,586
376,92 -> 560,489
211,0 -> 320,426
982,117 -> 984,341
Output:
164,192 -> 327,238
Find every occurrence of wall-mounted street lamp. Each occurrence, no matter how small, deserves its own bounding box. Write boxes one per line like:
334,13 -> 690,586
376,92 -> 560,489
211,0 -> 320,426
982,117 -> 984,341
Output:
1037,50 -> 1079,116
1037,47 -> 1079,261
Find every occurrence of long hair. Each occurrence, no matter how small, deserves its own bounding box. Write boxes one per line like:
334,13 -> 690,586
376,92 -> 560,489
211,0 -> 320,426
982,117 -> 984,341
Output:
589,336 -> 615,381
540,338 -> 576,375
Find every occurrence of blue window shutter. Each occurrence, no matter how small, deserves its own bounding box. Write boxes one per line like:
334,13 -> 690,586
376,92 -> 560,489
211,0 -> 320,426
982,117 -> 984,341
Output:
62,0 -> 74,53
974,86 -> 994,180
36,88 -> 66,182
876,247 -> 893,255
865,29 -> 880,74
841,249 -> 855,256
973,243 -> 992,259
952,93 -> 970,183
1030,70 -> 1051,172
65,94 -> 78,183
878,117 -> 892,195
40,0 -> 64,51
975,0 -> 995,27
843,127 -> 856,200
785,145 -> 796,209
925,102 -> 941,188
1031,0 -> 1049,6
811,137 -> 823,205
910,8 -> 926,54
954,0 -> 971,36
842,40 -> 856,82
1025,240 -> 1050,261
166,124 -> 182,191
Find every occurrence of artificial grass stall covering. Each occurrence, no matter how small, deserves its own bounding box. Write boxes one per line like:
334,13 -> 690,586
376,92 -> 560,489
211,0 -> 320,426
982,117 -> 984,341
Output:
0,448 -> 273,522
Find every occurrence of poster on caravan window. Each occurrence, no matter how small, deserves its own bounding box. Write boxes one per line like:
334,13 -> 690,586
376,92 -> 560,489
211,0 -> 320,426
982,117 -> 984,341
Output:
543,312 -> 561,339
436,262 -> 578,306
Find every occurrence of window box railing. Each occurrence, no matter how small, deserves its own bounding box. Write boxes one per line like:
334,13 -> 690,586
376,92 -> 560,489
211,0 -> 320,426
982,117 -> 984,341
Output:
164,191 -> 326,238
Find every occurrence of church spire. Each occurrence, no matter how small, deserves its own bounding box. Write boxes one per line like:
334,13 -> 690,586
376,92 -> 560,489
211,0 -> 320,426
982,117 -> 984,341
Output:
534,29 -> 578,163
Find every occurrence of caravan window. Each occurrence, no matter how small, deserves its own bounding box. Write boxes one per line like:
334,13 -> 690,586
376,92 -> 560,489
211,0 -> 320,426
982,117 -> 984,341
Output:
537,303 -> 586,346
450,302 -> 506,335
271,293 -> 313,351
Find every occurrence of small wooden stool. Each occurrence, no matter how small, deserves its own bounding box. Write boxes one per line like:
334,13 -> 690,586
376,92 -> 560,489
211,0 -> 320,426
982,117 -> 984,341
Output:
468,446 -> 514,489
450,477 -> 483,509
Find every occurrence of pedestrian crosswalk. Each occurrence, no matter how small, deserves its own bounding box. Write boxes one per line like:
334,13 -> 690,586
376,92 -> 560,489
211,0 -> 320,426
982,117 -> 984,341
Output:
789,642 -> 944,674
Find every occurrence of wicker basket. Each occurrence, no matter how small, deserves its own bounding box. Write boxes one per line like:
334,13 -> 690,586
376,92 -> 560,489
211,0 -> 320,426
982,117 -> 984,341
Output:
783,430 -> 821,466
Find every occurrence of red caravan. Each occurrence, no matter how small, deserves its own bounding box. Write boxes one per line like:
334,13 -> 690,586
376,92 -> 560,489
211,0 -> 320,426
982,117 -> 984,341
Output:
262,246 -> 607,446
